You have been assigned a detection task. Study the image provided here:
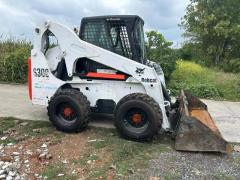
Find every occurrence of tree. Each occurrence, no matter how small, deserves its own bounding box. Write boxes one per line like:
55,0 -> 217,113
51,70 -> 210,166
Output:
146,31 -> 177,80
181,0 -> 240,65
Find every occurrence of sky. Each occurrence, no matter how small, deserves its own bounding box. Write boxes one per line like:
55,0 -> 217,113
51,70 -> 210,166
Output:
0,0 -> 189,47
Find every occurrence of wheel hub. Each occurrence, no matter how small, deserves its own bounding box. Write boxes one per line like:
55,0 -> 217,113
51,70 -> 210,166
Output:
132,113 -> 142,124
63,107 -> 74,117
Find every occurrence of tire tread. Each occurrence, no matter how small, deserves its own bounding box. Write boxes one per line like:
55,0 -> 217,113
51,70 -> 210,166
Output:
115,93 -> 162,140
47,88 -> 90,132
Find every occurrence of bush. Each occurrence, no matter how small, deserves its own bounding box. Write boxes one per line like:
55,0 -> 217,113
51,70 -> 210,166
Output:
178,43 -> 211,66
157,54 -> 176,80
221,58 -> 240,73
169,60 -> 207,81
0,40 -> 31,83
168,60 -> 240,100
170,81 -> 221,98
146,31 -> 177,80
147,50 -> 177,81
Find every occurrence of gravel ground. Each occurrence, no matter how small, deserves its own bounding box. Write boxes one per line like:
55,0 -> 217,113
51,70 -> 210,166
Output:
141,150 -> 240,179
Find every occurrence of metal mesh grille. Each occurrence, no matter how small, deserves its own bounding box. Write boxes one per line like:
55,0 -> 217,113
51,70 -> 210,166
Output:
108,20 -> 132,59
82,19 -> 133,60
82,22 -> 111,50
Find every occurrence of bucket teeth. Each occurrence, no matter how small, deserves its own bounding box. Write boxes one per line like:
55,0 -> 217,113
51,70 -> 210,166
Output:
174,91 -> 232,153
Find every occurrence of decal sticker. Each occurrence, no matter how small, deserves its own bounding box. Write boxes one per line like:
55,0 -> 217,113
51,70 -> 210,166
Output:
33,97 -> 44,101
135,67 -> 145,76
34,83 -> 42,88
141,78 -> 157,83
33,68 -> 49,78
44,85 -> 58,90
33,83 -> 58,90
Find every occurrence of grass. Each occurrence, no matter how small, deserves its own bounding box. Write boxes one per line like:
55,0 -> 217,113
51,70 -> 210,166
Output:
42,164 -> 78,180
0,117 -> 173,179
18,120 -> 63,138
212,172 -> 234,180
168,60 -> 240,101
0,117 -> 16,134
164,173 -> 181,180
0,117 -> 20,145
0,117 -> 63,145
80,128 -> 171,178
234,156 -> 240,165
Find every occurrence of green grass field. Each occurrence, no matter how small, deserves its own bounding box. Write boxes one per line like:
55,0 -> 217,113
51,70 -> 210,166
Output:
168,60 -> 240,101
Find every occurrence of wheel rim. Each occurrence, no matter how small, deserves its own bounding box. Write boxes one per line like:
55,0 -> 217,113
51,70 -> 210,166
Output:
56,102 -> 77,123
123,107 -> 149,133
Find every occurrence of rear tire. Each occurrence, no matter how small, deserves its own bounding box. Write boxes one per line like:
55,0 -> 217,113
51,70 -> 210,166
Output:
47,89 -> 90,132
115,93 -> 162,141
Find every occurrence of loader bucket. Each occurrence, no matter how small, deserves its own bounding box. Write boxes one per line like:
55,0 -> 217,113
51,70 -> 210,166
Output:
174,91 -> 232,153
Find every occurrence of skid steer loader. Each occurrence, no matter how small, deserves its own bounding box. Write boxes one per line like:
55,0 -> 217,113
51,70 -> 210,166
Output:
28,15 -> 231,153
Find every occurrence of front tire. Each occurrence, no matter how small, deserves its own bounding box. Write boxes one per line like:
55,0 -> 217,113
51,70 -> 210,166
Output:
115,93 -> 162,141
47,89 -> 90,132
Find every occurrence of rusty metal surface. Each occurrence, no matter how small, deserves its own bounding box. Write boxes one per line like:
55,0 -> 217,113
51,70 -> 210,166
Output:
174,91 -> 232,153
190,109 -> 220,135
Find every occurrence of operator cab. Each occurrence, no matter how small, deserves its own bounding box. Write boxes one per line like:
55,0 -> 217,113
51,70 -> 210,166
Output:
73,15 -> 147,81
79,15 -> 147,64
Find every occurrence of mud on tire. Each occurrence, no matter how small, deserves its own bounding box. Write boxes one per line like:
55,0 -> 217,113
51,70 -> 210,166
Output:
47,88 -> 90,132
115,93 -> 162,141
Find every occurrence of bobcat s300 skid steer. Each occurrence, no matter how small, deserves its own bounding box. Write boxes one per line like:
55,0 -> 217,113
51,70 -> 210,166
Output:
28,15 -> 231,152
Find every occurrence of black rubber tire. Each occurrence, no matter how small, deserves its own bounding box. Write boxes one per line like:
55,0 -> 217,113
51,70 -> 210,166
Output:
47,88 -> 90,132
115,93 -> 162,141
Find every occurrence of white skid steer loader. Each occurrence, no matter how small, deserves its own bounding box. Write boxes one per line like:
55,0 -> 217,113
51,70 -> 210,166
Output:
28,15 -> 231,153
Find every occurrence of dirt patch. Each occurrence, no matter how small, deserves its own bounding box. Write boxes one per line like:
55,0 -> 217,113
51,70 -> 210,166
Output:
21,131 -> 94,178
0,127 -> 116,179
43,130 -> 113,177
48,133 -> 88,165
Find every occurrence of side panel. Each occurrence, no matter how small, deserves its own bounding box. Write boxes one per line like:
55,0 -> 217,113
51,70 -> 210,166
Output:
31,50 -> 65,106
70,80 -> 146,106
